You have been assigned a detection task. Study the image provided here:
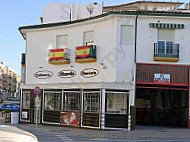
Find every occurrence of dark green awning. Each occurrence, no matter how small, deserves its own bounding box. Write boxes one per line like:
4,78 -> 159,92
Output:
150,23 -> 184,29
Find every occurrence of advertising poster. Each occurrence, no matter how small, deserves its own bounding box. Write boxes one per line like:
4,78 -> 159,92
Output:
60,112 -> 80,127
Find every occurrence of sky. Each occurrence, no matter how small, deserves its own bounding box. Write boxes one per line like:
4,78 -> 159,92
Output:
0,0 -> 186,76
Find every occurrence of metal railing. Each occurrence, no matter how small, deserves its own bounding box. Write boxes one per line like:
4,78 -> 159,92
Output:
154,42 -> 179,58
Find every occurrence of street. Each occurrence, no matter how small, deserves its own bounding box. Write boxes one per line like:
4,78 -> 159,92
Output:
15,124 -> 190,142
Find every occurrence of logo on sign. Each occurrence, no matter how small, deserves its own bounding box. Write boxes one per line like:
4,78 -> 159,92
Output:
34,71 -> 53,79
58,70 -> 76,78
154,73 -> 170,84
80,68 -> 99,78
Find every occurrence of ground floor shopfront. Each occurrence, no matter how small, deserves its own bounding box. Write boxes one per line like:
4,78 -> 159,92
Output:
20,84 -> 134,130
136,63 -> 190,128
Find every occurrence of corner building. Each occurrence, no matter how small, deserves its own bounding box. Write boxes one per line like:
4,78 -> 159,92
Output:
19,11 -> 190,129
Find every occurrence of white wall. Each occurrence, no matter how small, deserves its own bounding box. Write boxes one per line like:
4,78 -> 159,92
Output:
43,3 -> 102,23
137,16 -> 190,65
25,16 -> 118,85
116,16 -> 136,83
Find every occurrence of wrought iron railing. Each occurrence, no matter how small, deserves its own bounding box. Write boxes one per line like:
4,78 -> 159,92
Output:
154,41 -> 179,58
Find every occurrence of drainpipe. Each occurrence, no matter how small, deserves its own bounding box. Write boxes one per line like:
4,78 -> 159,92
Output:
129,14 -> 138,131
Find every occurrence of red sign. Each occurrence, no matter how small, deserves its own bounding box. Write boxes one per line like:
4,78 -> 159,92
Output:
33,86 -> 41,96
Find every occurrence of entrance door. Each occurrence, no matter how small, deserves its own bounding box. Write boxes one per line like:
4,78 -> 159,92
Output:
136,88 -> 188,127
82,90 -> 100,128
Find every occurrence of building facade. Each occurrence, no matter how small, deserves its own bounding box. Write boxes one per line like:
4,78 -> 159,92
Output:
19,10 -> 190,129
0,62 -> 20,101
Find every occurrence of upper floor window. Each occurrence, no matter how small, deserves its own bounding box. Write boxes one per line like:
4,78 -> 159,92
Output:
56,34 -> 68,49
83,31 -> 94,45
158,29 -> 175,42
120,25 -> 134,45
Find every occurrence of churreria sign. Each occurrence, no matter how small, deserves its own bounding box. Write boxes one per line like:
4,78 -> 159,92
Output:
58,70 -> 76,78
34,71 -> 53,79
80,68 -> 99,78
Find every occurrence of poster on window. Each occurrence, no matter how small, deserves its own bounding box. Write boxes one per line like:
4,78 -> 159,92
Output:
60,112 -> 80,127
21,111 -> 28,119
154,73 -> 170,84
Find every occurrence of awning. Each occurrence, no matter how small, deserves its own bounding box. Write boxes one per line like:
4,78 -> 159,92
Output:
150,23 -> 184,29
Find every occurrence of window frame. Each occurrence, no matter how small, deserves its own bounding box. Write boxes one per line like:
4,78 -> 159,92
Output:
56,34 -> 68,49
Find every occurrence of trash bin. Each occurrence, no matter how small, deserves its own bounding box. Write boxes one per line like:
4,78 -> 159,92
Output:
11,112 -> 19,124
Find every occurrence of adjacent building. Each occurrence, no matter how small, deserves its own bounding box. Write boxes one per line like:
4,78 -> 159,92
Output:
19,1 -> 190,130
0,62 -> 20,101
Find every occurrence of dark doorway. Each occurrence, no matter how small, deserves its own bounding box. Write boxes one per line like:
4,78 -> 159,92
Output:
136,88 -> 188,127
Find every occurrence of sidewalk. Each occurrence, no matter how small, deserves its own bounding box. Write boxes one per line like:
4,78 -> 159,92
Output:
0,124 -> 38,142
15,123 -> 190,140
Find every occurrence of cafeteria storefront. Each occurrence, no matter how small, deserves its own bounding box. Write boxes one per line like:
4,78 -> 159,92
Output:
20,87 -> 130,130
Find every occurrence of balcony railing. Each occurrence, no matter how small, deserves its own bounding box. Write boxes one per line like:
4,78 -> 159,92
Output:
154,41 -> 179,61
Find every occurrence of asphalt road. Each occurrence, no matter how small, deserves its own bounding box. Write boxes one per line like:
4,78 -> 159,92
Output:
16,124 -> 190,142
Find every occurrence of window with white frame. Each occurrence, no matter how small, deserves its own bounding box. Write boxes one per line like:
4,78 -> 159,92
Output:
83,31 -> 94,45
44,92 -> 61,111
56,34 -> 68,48
83,92 -> 100,113
106,92 -> 127,114
64,92 -> 80,111
120,25 -> 134,45
22,91 -> 30,109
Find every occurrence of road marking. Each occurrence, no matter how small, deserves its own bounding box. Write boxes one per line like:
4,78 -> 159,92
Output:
90,138 -> 108,141
56,134 -> 73,141
133,140 -> 180,142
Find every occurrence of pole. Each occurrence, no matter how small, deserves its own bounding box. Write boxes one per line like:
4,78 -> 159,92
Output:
36,95 -> 38,128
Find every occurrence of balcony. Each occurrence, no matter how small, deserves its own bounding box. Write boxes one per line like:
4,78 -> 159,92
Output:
154,41 -> 179,62
49,48 -> 70,65
75,45 -> 96,63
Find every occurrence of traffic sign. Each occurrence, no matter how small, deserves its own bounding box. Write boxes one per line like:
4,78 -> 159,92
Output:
33,86 -> 41,96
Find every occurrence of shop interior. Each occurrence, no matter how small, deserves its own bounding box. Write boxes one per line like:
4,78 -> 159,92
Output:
136,88 -> 188,127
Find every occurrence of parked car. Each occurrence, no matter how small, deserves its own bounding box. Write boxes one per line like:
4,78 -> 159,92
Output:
0,103 -> 20,112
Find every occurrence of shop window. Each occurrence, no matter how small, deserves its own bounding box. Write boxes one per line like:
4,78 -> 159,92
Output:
106,93 -> 127,114
56,34 -> 68,49
83,31 -> 94,45
83,92 -> 100,112
120,25 -> 134,45
44,92 -> 61,111
64,92 -> 80,111
22,91 -> 30,109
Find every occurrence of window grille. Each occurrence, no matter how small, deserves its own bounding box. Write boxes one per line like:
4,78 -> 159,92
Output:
44,92 -> 61,111
83,92 -> 100,113
64,92 -> 80,111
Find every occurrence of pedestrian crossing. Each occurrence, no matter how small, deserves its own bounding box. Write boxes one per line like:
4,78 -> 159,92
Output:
56,134 -> 74,142
56,134 -> 109,142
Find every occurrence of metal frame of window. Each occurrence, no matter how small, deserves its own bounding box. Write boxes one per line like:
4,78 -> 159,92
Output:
64,91 -> 80,111
154,41 -> 179,58
22,90 -> 31,109
105,92 -> 128,114
44,91 -> 61,111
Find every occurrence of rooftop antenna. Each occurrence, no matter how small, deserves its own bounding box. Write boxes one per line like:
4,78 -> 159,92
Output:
86,2 -> 97,17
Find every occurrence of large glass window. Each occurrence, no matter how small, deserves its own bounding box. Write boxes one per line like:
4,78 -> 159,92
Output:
83,92 -> 100,113
64,92 -> 80,111
106,92 -> 127,114
22,91 -> 30,109
56,34 -> 68,49
44,92 -> 61,111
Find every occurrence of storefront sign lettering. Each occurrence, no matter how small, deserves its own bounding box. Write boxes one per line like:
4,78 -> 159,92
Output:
80,68 -> 99,78
154,73 -> 170,84
34,71 -> 53,79
58,70 -> 76,78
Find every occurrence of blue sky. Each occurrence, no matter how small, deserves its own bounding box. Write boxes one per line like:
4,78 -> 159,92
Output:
0,0 -> 185,75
